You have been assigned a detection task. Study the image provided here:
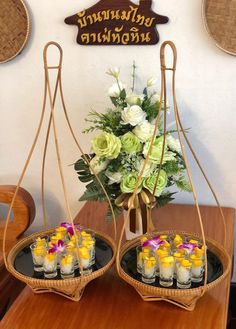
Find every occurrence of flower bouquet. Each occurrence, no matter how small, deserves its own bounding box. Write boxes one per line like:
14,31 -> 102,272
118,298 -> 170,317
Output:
74,64 -> 191,235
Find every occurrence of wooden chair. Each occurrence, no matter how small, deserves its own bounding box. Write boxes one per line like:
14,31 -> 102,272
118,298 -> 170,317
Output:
0,185 -> 35,318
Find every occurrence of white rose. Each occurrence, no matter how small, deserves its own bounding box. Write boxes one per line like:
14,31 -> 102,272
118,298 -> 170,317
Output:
108,81 -> 124,97
125,93 -> 145,106
105,170 -> 122,185
89,156 -> 109,174
133,120 -> 156,142
121,105 -> 146,126
167,135 -> 181,154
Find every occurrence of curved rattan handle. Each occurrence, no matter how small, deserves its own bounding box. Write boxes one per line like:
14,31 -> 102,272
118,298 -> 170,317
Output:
43,41 -> 63,70
160,40 -> 177,72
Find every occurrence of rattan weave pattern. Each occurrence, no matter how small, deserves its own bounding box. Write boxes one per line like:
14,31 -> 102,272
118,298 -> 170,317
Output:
203,0 -> 236,55
0,0 -> 30,63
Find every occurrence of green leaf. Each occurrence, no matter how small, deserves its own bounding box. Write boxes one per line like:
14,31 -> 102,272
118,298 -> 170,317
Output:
175,179 -> 192,192
120,88 -> 126,100
156,192 -> 176,208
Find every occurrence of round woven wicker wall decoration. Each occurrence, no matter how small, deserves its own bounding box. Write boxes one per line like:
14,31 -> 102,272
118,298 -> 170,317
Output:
0,0 -> 30,63
202,0 -> 236,56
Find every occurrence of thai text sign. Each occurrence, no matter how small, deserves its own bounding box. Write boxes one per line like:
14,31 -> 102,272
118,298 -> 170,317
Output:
65,0 -> 168,45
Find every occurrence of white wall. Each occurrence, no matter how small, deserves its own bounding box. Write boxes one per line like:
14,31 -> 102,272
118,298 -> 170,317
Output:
1,1 -> 235,278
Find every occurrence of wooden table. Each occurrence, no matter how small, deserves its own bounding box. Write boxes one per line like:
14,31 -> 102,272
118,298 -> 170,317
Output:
0,202 -> 234,329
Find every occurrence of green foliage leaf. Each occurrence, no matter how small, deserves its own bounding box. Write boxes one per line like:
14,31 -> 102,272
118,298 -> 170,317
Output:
175,178 -> 192,192
156,192 -> 176,208
120,88 -> 126,100
162,160 -> 182,175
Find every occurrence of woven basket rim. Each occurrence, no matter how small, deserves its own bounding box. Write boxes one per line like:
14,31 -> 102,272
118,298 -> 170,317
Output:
7,228 -> 116,286
0,0 -> 31,64
118,230 -> 231,297
202,0 -> 236,56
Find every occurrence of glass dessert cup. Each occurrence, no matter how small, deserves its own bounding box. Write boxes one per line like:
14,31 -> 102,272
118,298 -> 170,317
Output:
81,238 -> 95,265
136,246 -> 153,274
177,259 -> 192,289
190,255 -> 204,283
43,252 -> 58,278
79,246 -> 92,275
60,253 -> 75,279
155,248 -> 169,277
141,256 -> 157,284
159,256 -> 174,287
30,243 -> 47,272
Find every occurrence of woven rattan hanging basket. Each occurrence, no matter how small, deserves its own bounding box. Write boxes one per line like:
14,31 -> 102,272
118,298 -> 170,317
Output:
0,0 -> 30,63
3,42 -> 117,301
115,41 -> 231,311
202,0 -> 236,56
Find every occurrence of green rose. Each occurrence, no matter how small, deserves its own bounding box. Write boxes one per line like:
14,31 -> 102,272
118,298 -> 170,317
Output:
120,173 -> 142,193
92,132 -> 121,159
143,136 -> 176,164
121,132 -> 142,154
143,170 -> 167,196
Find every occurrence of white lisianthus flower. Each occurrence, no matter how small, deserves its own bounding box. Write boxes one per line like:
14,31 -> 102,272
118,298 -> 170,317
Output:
89,156 -> 110,174
150,93 -> 161,104
167,135 -> 182,154
106,67 -> 120,79
133,120 -> 156,142
108,81 -> 124,97
137,159 -> 156,177
105,170 -> 122,185
125,93 -> 145,106
147,77 -> 157,87
121,105 -> 146,126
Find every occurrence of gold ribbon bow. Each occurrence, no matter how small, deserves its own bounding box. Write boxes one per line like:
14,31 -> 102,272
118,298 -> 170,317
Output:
115,189 -> 156,234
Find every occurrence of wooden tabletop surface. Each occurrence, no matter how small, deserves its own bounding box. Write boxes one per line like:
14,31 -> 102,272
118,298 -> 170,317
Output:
0,202 -> 235,329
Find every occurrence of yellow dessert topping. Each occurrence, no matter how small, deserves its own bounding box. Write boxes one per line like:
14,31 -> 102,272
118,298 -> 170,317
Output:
33,246 -> 46,257
173,235 -> 182,245
36,237 -> 47,246
156,249 -> 168,258
45,253 -> 55,261
190,254 -> 203,267
189,239 -> 199,245
50,233 -> 63,243
173,252 -> 182,258
161,256 -> 174,267
61,255 -> 73,266
141,236 -> 148,244
160,235 -> 168,240
144,256 -> 156,269
55,227 -> 67,235
79,246 -> 90,259
194,247 -> 204,257
82,239 -> 94,246
81,231 -> 91,239
181,259 -> 192,268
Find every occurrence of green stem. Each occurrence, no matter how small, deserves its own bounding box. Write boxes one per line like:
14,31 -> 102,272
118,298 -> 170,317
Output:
132,61 -> 137,93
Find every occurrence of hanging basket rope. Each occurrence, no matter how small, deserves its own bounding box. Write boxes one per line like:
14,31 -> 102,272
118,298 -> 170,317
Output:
115,40 -> 231,311
2,41 -> 117,301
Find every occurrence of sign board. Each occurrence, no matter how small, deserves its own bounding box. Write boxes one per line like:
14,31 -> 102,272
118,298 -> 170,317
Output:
65,0 -> 168,45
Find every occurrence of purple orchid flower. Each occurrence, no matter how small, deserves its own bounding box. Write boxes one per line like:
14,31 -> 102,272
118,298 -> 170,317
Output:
178,243 -> 198,253
49,240 -> 65,253
143,236 -> 165,250
60,222 -> 81,236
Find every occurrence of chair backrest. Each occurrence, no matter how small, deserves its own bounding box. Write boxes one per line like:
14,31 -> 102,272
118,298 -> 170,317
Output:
0,185 -> 35,241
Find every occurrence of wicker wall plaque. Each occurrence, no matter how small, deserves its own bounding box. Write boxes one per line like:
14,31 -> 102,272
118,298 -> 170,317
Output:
203,0 -> 236,56
65,0 -> 169,45
0,0 -> 30,63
